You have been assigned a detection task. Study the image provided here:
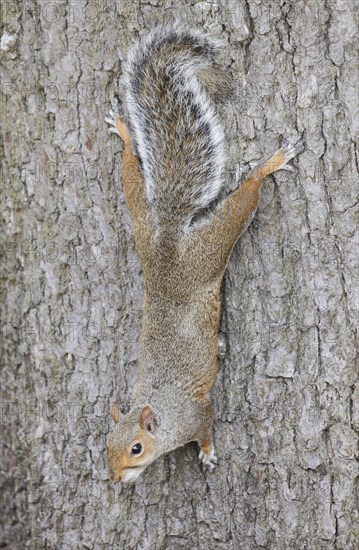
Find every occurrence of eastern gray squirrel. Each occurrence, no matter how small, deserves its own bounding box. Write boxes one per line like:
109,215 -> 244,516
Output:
105,22 -> 303,483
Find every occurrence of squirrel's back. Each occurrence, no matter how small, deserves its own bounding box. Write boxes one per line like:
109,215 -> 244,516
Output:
122,22 -> 232,229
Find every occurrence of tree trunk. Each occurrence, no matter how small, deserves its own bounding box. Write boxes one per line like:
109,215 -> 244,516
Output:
1,1 -> 358,549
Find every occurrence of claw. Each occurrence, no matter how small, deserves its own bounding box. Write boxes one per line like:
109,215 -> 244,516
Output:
281,162 -> 296,172
281,137 -> 304,165
105,116 -> 116,126
110,96 -> 124,118
105,109 -> 121,137
198,445 -> 218,471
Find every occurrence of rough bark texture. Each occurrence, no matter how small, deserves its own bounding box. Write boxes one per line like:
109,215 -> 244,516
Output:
1,1 -> 358,549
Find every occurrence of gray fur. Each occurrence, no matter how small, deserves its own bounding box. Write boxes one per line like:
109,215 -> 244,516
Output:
122,22 -> 227,228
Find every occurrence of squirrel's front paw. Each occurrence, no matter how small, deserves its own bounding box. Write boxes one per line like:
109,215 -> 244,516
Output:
199,445 -> 218,471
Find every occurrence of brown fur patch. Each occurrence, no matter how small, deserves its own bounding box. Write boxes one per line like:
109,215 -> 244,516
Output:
108,428 -> 157,482
199,437 -> 212,455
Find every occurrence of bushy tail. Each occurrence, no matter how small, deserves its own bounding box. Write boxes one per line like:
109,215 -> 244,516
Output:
122,22 -> 231,229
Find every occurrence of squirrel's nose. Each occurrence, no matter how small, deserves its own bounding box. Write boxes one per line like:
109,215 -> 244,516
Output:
110,470 -> 122,483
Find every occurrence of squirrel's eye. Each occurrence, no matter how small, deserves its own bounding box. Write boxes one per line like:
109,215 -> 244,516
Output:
131,443 -> 142,455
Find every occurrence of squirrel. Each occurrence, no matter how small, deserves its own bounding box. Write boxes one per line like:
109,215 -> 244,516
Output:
105,22 -> 303,483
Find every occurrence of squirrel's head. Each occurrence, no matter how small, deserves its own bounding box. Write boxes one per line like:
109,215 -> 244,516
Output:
106,404 -> 158,483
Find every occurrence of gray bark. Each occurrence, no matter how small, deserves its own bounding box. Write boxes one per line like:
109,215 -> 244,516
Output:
1,1 -> 358,549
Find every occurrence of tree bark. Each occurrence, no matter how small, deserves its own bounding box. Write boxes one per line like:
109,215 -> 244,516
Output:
1,1 -> 358,549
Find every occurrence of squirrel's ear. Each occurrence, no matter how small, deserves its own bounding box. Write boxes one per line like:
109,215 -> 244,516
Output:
110,402 -> 121,423
139,405 -> 157,435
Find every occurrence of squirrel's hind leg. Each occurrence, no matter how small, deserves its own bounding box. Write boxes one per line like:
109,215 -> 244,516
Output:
218,137 -> 304,239
194,138 -> 303,277
106,101 -> 153,246
255,138 -> 304,179
105,101 -> 131,148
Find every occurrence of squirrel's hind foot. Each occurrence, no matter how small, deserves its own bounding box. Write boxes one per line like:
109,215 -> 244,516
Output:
199,445 -> 218,471
105,108 -> 121,135
105,100 -> 131,146
105,97 -> 125,133
278,137 -> 304,172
